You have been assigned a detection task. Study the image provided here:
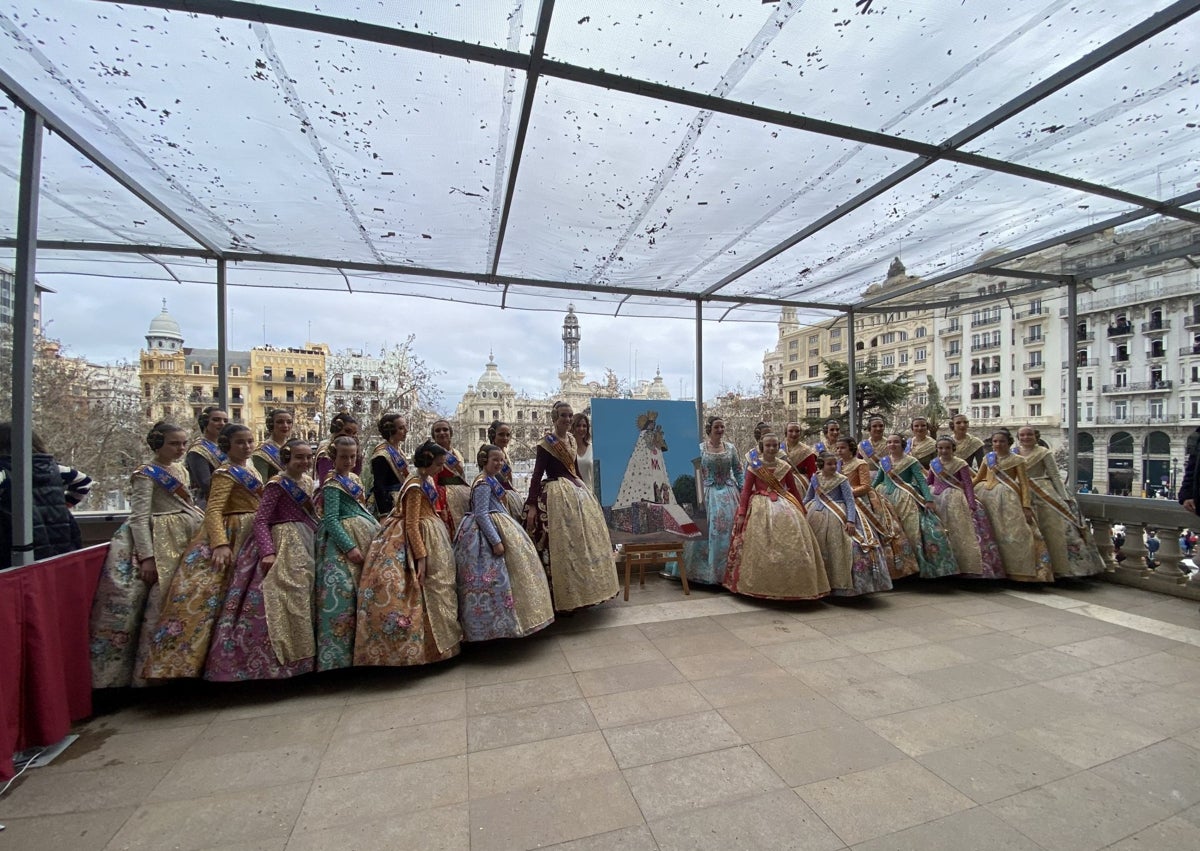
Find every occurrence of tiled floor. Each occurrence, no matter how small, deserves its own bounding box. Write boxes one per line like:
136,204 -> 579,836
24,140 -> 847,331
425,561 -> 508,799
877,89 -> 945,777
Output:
5,577 -> 1200,850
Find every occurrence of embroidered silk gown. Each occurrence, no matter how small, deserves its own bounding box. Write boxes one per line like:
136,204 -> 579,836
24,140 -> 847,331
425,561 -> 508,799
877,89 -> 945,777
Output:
858,438 -> 888,470
973,454 -> 1054,582
436,449 -> 472,536
872,456 -> 959,578
526,433 -> 619,612
673,441 -> 743,585
204,473 -> 318,680
454,474 -> 554,640
141,463 -> 262,679
355,475 -> 461,666
1020,447 -> 1104,577
953,434 -> 986,470
784,440 -> 818,492
908,436 -> 937,471
843,457 -> 919,580
315,473 -> 380,670
316,440 -> 363,485
185,438 -> 226,508
724,457 -> 829,600
805,471 -> 892,596
495,448 -> 528,520
90,462 -> 202,687
927,458 -> 1004,579
251,440 -> 285,484
370,442 -> 410,518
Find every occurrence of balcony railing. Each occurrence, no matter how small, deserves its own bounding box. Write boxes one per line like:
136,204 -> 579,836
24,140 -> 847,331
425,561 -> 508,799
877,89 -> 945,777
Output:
943,372 -> 962,381
1100,380 -> 1173,394
1141,320 -> 1170,333
1021,335 -> 1044,346
1107,324 -> 1134,338
970,316 -> 1001,328
1147,348 -> 1168,361
1179,346 -> 1200,357
1113,353 -> 1130,362
1024,361 -> 1045,371
945,348 -> 962,358
1185,315 -> 1200,330
939,324 -> 961,335
970,365 -> 1001,375
1096,414 -> 1180,425
1077,495 -> 1197,601
1075,332 -> 1095,343
1014,306 -> 1046,320
971,340 -> 1002,352
969,393 -> 1000,401
1023,388 -> 1045,397
1062,358 -> 1099,368
944,394 -> 961,403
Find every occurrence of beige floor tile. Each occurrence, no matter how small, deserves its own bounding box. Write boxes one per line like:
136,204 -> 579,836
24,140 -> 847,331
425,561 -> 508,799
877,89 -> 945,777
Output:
827,675 -> 944,720
955,683 -> 1093,730
0,760 -> 173,817
905,617 -> 994,642
848,805 -> 1044,851
796,759 -> 974,846
285,802 -> 468,851
149,744 -> 323,801
1013,709 -> 1166,769
836,627 -> 928,655
318,718 -> 466,778
1006,621 -> 1118,648
991,647 -> 1097,681
46,724 -> 209,773
563,639 -> 666,672
181,708 -> 341,760
210,685 -> 348,722
753,722 -> 908,786
808,613 -> 889,637
1108,651 -> 1200,687
1180,801 -> 1200,829
338,663 -> 467,704
648,788 -> 844,851
718,694 -> 851,742
460,639 -> 571,687
651,630 -> 752,659
623,745 -> 786,820
84,704 -> 222,735
636,615 -> 723,640
1040,666 -> 1158,705
465,672 -> 581,715
941,633 -> 1043,661
1091,739 -> 1200,812
865,703 -> 1006,757
469,770 -> 642,850
0,806 -> 134,851
104,782 -> 309,851
1105,816 -> 1200,851
962,607 -> 1059,632
575,659 -> 685,698
296,755 -> 467,833
467,697 -> 597,752
930,597 -> 1015,617
868,643 -> 973,676
1119,689 -> 1200,738
542,824 -> 659,851
791,655 -> 896,692
909,661 -> 1028,700
709,609 -> 798,629
335,689 -> 465,737
587,680 -> 712,728
727,620 -> 827,646
467,730 -> 616,797
757,637 -> 858,667
916,732 -> 1079,803
1057,635 -> 1161,666
689,667 -> 813,708
603,709 -> 743,768
176,839 -> 288,850
554,624 -> 658,651
988,770 -> 1174,851
670,646 -> 776,681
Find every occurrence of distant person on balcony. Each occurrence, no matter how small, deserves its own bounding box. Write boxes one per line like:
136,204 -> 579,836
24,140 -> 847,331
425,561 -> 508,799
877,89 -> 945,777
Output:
186,406 -> 228,508
0,423 -> 85,568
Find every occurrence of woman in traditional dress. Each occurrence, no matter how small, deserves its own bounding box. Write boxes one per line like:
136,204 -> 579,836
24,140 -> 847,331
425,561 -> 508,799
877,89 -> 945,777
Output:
973,430 -> 1055,582
858,416 -> 889,470
571,413 -> 595,495
907,417 -> 937,470
872,434 -> 959,578
205,439 -> 317,681
1016,426 -> 1104,577
745,421 -> 773,466
185,406 -> 228,508
455,445 -> 555,641
370,412 -> 409,518
251,408 -> 291,482
951,414 -> 985,469
927,436 -> 1004,579
142,424 -> 261,680
316,411 -> 362,485
805,452 -> 892,596
835,438 -> 918,580
525,401 -> 619,612
355,440 -> 461,666
670,416 -> 743,586
91,422 -> 203,688
724,433 -> 829,600
815,419 -> 841,456
783,421 -> 818,491
314,436 -> 379,669
487,420 -> 527,520
431,418 -> 471,535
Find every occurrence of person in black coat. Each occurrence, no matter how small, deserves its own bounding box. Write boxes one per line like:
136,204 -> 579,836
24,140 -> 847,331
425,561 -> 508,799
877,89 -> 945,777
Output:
1180,429 -> 1200,515
0,422 -> 84,568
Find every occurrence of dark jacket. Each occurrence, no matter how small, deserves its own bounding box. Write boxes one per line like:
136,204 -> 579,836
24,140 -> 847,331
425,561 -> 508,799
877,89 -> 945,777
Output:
1180,447 -> 1200,511
0,453 -> 82,568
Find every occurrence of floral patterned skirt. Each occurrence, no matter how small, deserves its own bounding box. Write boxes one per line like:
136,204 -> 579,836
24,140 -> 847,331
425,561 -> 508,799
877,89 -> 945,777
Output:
675,481 -> 738,585
931,489 -> 1005,579
977,485 -> 1054,582
1029,490 -> 1105,578
315,514 -> 379,671
880,488 -> 959,579
807,504 -> 892,596
724,494 -> 829,600
534,479 -> 618,612
454,511 -> 553,641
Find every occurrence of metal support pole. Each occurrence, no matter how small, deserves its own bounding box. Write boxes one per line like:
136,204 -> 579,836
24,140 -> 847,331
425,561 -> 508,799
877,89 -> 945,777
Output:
10,109 -> 43,567
1065,278 -> 1080,490
694,300 -> 704,438
217,258 -> 229,413
846,308 -> 858,437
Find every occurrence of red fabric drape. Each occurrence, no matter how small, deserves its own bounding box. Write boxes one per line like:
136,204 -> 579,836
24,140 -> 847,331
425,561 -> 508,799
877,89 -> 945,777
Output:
0,544 -> 107,780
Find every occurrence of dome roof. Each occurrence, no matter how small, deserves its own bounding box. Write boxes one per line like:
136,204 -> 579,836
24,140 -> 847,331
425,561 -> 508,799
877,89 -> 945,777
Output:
476,354 -> 512,391
147,299 -> 183,341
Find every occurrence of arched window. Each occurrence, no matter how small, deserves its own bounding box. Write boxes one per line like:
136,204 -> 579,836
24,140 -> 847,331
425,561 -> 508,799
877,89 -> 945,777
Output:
1144,431 -> 1171,455
1108,431 -> 1134,455
788,369 -> 799,381
1077,432 -> 1094,454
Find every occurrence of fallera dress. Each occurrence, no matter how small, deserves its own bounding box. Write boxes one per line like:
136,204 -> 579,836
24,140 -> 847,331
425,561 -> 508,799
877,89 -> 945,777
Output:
526,432 -> 619,612
953,434 -> 986,470
1020,447 -> 1105,578
90,461 -> 202,688
908,436 -> 937,471
204,473 -> 318,681
872,455 -> 959,578
973,453 -> 1055,582
355,474 -> 461,666
436,449 -> 472,536
251,440 -> 285,484
185,437 -> 226,508
672,440 -> 743,585
804,470 -> 893,596
927,457 -> 1005,579
454,474 -> 554,640
369,442 -> 410,518
784,440 -> 818,493
315,473 -> 380,670
141,463 -> 262,679
486,445 -> 527,520
724,455 -> 829,600
842,456 -> 919,580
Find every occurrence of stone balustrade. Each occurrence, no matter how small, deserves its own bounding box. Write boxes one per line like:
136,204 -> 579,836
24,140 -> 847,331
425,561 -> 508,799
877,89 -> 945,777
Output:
1077,494 -> 1199,601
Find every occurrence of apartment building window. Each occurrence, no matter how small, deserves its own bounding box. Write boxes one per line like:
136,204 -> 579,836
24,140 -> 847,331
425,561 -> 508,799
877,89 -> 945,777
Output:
1191,398 -> 1200,418
789,340 -> 799,350
830,328 -> 841,338
788,353 -> 799,362
899,352 -> 909,365
1028,324 -> 1042,341
478,411 -> 485,421
1085,403 -> 1094,421
948,341 -> 961,355
1113,401 -> 1128,420
789,391 -> 799,404
948,363 -> 959,377
1029,298 -> 1042,314
830,342 -> 842,352
352,377 -> 364,391
882,354 -> 895,367
285,390 -> 295,403
264,388 -> 274,401
806,407 -> 820,418
1113,370 -> 1127,388
192,364 -> 201,375
1149,400 -> 1164,420
808,365 -> 819,378
809,349 -> 820,358
231,407 -> 242,421
971,334 -> 980,349
809,334 -> 819,345
285,368 -> 295,381
915,327 -> 927,338
333,375 -> 344,390
1028,404 -> 1042,416
1028,351 -> 1042,367
899,331 -> 908,342
231,366 -> 240,377
306,370 -> 315,382
915,348 -> 926,362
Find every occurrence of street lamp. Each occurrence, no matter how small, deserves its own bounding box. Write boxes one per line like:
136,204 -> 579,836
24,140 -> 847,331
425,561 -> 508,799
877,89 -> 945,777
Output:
1170,458 -> 1179,501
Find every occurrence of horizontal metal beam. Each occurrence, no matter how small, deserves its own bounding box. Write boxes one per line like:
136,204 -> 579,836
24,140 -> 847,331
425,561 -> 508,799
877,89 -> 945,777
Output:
0,238 -> 215,258
0,67 -> 224,256
979,267 -> 1074,283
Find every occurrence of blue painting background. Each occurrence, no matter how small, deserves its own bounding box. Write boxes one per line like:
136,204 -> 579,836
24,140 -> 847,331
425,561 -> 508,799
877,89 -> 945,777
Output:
590,398 -> 699,507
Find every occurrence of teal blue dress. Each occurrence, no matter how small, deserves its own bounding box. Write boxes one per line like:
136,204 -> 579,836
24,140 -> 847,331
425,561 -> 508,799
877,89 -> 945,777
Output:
670,441 -> 744,585
872,456 -> 959,578
315,474 -> 380,669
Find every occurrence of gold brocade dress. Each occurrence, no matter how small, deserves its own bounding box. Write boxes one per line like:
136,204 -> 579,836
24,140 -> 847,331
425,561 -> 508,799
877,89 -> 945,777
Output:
908,436 -> 937,471
927,458 -> 1004,579
953,434 -> 986,469
973,455 -> 1054,582
724,459 -> 829,600
437,449 -> 472,535
844,458 -> 918,580
784,441 -> 818,492
1021,447 -> 1104,577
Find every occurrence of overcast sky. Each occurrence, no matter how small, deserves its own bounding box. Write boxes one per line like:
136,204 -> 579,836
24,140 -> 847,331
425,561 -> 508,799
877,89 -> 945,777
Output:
38,272 -> 781,415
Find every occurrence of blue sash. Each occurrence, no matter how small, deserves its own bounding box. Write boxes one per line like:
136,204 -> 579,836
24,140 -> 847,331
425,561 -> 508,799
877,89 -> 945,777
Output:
221,463 -> 263,496
276,475 -> 313,508
191,438 -> 227,465
930,458 -> 944,474
421,478 -> 439,505
328,473 -> 365,503
385,444 -> 409,479
486,475 -> 506,498
137,463 -> 191,502
256,442 -> 283,471
859,440 -> 874,457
